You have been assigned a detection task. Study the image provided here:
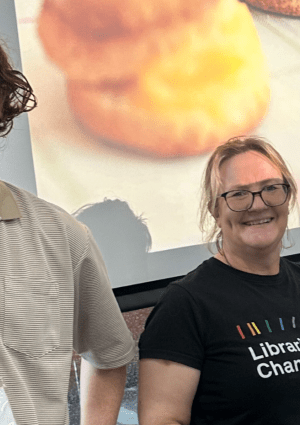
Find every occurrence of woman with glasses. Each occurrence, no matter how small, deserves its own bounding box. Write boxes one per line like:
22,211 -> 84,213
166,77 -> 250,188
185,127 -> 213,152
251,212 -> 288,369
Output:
138,136 -> 299,425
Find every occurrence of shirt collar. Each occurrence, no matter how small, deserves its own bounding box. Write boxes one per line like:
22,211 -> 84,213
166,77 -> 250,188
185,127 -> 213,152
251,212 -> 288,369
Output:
0,181 -> 22,220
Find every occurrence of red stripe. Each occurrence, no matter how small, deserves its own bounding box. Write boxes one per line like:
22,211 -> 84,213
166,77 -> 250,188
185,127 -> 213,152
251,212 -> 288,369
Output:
236,325 -> 245,339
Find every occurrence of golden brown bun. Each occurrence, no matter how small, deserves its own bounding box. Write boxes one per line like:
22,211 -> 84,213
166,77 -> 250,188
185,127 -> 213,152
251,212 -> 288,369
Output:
67,5 -> 270,157
68,79 -> 269,157
39,0 -> 270,157
42,0 -> 213,35
245,0 -> 300,16
38,0 -> 215,83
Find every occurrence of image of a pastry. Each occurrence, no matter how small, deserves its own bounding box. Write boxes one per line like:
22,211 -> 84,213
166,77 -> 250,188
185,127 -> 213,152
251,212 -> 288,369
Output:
38,0 -> 270,157
244,0 -> 300,16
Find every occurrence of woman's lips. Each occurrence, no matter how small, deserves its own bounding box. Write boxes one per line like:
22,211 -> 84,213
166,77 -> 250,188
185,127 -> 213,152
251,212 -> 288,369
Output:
244,218 -> 273,226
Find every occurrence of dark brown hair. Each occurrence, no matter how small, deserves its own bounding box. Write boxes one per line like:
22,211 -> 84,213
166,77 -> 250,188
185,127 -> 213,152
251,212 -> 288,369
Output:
0,42 -> 37,137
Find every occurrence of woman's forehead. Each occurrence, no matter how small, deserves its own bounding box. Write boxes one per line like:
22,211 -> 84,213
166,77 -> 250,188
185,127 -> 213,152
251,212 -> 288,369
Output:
218,151 -> 283,190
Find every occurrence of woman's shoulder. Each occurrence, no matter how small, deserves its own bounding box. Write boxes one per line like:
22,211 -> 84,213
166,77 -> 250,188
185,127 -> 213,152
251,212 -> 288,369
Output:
281,255 -> 300,274
174,257 -> 227,286
165,257 -> 224,300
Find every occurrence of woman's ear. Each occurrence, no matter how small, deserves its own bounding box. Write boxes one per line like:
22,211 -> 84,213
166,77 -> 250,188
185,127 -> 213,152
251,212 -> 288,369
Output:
209,199 -> 219,221
212,204 -> 222,229
286,191 -> 292,214
215,214 -> 221,229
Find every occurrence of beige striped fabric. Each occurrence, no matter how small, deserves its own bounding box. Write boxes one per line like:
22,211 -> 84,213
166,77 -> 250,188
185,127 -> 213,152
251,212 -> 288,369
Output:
0,181 -> 136,425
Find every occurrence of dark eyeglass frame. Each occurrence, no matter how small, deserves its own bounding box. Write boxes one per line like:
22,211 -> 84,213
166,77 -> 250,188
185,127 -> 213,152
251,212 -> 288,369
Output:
218,183 -> 290,212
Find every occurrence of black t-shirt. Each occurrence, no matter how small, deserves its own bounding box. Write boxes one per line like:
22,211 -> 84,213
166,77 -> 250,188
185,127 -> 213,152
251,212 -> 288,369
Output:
139,257 -> 300,424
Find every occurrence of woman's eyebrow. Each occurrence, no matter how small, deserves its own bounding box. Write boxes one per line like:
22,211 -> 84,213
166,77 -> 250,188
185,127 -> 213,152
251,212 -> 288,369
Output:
229,178 -> 284,191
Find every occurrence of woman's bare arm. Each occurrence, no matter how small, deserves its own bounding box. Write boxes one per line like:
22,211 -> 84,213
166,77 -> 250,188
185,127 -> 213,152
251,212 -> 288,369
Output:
138,358 -> 200,425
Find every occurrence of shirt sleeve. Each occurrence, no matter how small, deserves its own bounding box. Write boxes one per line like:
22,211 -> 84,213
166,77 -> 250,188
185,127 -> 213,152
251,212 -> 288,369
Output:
73,226 -> 136,368
139,283 -> 204,371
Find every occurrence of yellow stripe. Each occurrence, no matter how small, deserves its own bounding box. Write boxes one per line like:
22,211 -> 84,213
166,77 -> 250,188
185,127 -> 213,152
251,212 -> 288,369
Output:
251,322 -> 261,334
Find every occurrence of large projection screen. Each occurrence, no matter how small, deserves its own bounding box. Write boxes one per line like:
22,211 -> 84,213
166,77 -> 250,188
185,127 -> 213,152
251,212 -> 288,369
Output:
11,0 -> 300,288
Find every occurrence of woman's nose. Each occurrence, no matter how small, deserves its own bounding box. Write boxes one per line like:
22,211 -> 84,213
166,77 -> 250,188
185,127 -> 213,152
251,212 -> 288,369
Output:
249,192 -> 268,210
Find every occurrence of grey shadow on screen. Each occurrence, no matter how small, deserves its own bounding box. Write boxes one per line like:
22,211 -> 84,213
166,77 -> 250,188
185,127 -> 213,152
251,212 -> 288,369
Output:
73,198 -> 152,288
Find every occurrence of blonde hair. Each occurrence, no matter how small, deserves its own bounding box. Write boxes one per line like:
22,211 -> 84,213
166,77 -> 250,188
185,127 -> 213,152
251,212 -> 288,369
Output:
199,136 -> 298,252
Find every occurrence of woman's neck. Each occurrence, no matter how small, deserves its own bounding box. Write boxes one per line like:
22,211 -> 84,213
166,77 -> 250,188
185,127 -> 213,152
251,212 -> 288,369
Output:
215,246 -> 281,275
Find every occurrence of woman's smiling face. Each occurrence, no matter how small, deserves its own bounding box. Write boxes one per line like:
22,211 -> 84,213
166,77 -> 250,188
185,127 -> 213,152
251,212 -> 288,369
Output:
215,150 -> 290,256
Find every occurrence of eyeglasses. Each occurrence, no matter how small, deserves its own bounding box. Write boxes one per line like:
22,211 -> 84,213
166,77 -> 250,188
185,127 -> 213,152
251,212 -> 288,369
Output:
218,183 -> 290,212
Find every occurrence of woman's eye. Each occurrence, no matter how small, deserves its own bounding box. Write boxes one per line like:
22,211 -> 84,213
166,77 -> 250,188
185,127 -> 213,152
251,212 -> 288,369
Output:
264,185 -> 277,192
231,191 -> 247,198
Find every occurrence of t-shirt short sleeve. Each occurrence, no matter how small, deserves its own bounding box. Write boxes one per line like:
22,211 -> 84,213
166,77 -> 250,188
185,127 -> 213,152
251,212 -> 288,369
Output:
139,283 -> 204,371
73,226 -> 136,368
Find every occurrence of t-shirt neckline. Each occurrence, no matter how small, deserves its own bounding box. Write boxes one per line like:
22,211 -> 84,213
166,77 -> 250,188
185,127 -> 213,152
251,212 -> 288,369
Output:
210,257 -> 285,285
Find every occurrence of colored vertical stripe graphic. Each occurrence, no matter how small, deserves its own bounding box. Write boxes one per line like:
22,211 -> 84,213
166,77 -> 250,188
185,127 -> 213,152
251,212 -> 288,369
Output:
265,320 -> 272,333
251,322 -> 261,335
279,318 -> 284,330
247,323 -> 256,336
292,317 -> 296,328
236,325 -> 245,339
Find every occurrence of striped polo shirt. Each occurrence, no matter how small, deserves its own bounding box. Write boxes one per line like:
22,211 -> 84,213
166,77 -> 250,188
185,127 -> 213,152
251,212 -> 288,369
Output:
0,181 -> 136,425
